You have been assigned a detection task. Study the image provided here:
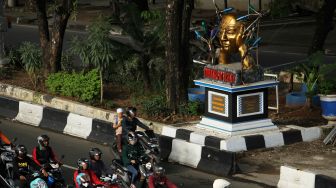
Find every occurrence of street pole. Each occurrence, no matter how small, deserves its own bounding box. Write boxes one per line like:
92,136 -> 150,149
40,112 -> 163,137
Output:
224,0 -> 227,9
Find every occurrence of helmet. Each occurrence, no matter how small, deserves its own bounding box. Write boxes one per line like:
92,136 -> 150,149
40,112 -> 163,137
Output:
89,148 -> 102,160
77,158 -> 89,170
37,135 -> 49,147
127,132 -> 137,144
126,107 -> 137,117
76,173 -> 91,187
153,166 -> 165,178
15,144 -> 27,157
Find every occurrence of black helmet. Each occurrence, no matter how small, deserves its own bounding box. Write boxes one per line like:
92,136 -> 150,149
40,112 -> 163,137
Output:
15,144 -> 27,157
153,166 -> 165,178
127,132 -> 137,143
89,148 -> 102,160
126,107 -> 137,117
77,158 -> 89,170
37,135 -> 49,147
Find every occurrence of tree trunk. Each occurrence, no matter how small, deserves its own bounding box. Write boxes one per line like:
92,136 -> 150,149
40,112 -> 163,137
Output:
165,0 -> 182,112
35,0 -> 73,76
50,7 -> 71,73
308,0 -> 336,55
35,0 -> 51,77
305,96 -> 313,109
100,69 -> 104,104
178,0 -> 194,105
140,54 -> 151,91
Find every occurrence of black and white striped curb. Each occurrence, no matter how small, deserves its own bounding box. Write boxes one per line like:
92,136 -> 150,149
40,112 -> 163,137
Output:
277,166 -> 336,188
159,135 -> 238,176
0,96 -> 115,145
161,125 -> 322,152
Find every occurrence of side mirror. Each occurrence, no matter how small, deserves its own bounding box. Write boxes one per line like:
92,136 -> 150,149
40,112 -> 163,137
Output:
60,155 -> 65,160
12,137 -> 17,143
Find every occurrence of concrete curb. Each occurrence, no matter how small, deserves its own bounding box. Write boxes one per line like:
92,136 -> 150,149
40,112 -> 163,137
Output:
0,96 -> 116,145
277,166 -> 336,188
0,82 -> 167,132
161,125 -> 322,152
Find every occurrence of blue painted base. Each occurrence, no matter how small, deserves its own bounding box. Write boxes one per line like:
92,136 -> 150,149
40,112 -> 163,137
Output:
188,87 -> 205,102
286,92 -> 320,106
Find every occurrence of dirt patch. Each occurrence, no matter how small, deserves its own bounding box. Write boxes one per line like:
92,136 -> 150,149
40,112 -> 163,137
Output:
239,138 -> 336,179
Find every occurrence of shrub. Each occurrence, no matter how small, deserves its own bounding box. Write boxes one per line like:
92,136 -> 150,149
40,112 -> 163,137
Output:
141,95 -> 170,117
46,69 -> 101,101
178,100 -> 204,116
18,42 -> 42,89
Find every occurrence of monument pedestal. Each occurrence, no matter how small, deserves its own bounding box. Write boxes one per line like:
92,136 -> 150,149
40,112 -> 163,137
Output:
194,79 -> 279,136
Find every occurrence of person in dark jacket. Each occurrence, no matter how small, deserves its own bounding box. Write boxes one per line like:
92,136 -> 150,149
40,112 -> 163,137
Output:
122,132 -> 146,188
121,107 -> 150,145
32,134 -> 61,168
13,145 -> 46,188
88,147 -> 112,178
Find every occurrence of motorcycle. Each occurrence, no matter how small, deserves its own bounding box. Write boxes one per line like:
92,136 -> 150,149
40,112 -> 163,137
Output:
43,155 -> 66,188
0,142 -> 16,187
76,172 -> 120,188
111,151 -> 156,188
135,130 -> 160,157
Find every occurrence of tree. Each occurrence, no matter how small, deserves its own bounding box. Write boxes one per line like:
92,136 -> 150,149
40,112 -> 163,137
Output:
165,0 -> 194,113
309,0 -> 336,55
70,16 -> 116,104
35,0 -> 76,77
110,3 -> 165,92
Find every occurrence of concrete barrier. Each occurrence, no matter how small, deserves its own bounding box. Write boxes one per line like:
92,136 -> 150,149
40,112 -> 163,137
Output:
15,101 -> 44,126
300,127 -> 322,142
278,166 -> 336,188
213,179 -> 230,188
277,166 -> 315,188
220,137 -> 247,152
159,135 -> 174,161
161,126 -> 177,138
87,119 -> 115,145
63,113 -> 93,138
263,132 -> 284,148
197,146 -> 236,176
0,96 -> 19,119
39,107 -> 69,133
169,139 -> 202,168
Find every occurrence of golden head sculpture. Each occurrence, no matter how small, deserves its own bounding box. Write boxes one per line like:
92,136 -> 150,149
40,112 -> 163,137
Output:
218,14 -> 253,70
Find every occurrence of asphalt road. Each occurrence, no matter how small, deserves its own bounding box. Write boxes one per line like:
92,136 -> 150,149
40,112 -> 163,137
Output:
0,117 -> 268,188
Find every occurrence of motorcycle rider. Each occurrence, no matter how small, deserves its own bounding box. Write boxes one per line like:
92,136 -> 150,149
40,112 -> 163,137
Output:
122,132 -> 146,188
73,158 -> 112,188
13,145 -> 47,188
148,166 -> 177,188
122,107 -> 150,146
88,147 -> 112,178
32,134 -> 61,168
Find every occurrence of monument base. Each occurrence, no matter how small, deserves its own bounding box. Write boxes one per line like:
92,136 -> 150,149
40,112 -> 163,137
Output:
197,117 -> 278,136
